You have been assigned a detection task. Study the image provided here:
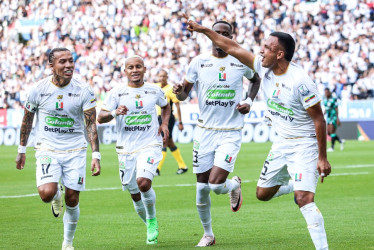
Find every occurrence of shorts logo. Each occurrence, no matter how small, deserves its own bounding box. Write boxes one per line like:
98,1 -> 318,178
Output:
147,157 -> 154,164
78,177 -> 84,185
193,140 -> 200,150
135,100 -> 143,109
266,152 -> 274,161
119,161 -> 125,169
225,154 -> 232,163
295,173 -> 302,182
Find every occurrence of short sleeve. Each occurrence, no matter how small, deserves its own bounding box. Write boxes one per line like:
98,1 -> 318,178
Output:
244,66 -> 255,80
295,76 -> 321,109
24,86 -> 39,113
156,88 -> 168,108
102,88 -> 118,111
185,57 -> 199,84
253,55 -> 263,76
81,86 -> 97,111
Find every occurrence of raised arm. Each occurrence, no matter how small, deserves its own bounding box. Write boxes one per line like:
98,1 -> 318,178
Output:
84,107 -> 101,176
173,79 -> 194,101
186,20 -> 255,70
307,103 -> 331,183
16,109 -> 35,170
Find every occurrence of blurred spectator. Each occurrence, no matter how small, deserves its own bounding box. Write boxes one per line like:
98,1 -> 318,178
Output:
0,0 -> 373,110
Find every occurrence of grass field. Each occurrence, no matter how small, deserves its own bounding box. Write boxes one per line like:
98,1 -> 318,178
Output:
1,140 -> 374,250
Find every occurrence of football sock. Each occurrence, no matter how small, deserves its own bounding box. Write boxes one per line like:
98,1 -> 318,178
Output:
209,179 -> 239,195
336,135 -> 342,143
196,182 -> 213,237
53,185 -> 62,201
170,147 -> 187,169
157,148 -> 167,171
330,134 -> 337,149
63,204 -> 80,245
300,202 -> 328,250
272,181 -> 294,199
132,199 -> 146,224
141,188 -> 156,220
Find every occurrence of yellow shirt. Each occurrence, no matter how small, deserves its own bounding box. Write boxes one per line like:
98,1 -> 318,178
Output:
155,83 -> 179,115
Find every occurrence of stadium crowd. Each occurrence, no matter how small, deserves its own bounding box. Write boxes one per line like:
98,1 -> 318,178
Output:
0,0 -> 373,109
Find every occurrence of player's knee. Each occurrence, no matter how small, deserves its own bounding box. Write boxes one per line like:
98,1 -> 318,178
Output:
137,179 -> 151,193
38,186 -> 55,203
256,188 -> 272,201
209,182 -> 225,195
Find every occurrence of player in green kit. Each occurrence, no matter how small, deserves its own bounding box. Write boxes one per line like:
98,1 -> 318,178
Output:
323,88 -> 344,152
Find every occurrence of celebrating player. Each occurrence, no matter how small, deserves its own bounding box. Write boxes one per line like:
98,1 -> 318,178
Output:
155,69 -> 188,176
173,20 -> 261,247
16,48 -> 101,250
97,55 -> 170,245
184,18 -> 331,250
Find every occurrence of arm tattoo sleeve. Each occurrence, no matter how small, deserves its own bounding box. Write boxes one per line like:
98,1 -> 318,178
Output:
20,110 -> 35,146
84,108 -> 100,152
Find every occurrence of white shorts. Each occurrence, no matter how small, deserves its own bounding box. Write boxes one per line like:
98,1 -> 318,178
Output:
257,137 -> 319,193
192,126 -> 242,174
117,146 -> 162,194
35,149 -> 87,191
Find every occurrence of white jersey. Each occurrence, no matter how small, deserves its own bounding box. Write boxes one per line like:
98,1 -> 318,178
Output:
186,53 -> 255,130
25,76 -> 97,151
253,56 -> 321,139
102,83 -> 168,153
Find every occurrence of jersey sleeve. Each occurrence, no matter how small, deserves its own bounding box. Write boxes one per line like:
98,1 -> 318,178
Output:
24,85 -> 39,113
102,88 -> 118,111
244,66 -> 255,80
295,76 -> 321,109
253,56 -> 263,76
81,86 -> 97,111
156,88 -> 168,108
185,57 -> 199,84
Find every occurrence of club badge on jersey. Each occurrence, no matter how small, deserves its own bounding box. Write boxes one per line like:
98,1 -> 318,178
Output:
56,95 -> 63,111
219,67 -> 226,81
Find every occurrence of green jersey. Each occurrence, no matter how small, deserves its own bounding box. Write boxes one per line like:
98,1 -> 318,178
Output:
323,96 -> 338,127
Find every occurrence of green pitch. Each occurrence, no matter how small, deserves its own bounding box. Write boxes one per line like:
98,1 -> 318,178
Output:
1,141 -> 373,249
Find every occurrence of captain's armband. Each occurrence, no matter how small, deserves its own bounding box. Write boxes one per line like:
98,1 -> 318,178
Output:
24,101 -> 38,113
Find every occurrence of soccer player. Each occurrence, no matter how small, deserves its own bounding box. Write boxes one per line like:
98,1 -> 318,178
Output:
324,88 -> 344,152
173,21 -> 261,247
15,48 -> 101,250
155,69 -> 188,175
97,55 -> 170,245
184,19 -> 331,250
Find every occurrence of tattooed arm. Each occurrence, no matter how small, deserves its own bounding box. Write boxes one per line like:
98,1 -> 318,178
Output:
16,109 -> 35,170
84,107 -> 101,176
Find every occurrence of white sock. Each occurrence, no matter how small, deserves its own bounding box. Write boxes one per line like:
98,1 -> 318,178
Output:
209,179 -> 239,195
63,204 -> 80,246
272,181 -> 294,199
300,202 -> 328,250
141,188 -> 156,220
132,199 -> 146,224
53,186 -> 62,201
196,182 -> 213,237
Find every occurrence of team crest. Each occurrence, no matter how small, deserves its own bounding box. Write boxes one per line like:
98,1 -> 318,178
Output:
219,67 -> 226,81
276,82 -> 279,88
135,100 -> 143,109
56,100 -> 63,111
57,95 -> 63,99
272,89 -> 280,99
193,140 -> 200,150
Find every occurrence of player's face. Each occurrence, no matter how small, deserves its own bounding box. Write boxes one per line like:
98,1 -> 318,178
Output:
158,70 -> 168,85
325,89 -> 331,98
212,23 -> 232,53
51,51 -> 74,80
260,36 -> 281,68
124,58 -> 146,86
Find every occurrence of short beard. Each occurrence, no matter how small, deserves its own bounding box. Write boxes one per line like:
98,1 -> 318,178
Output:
53,74 -> 71,87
